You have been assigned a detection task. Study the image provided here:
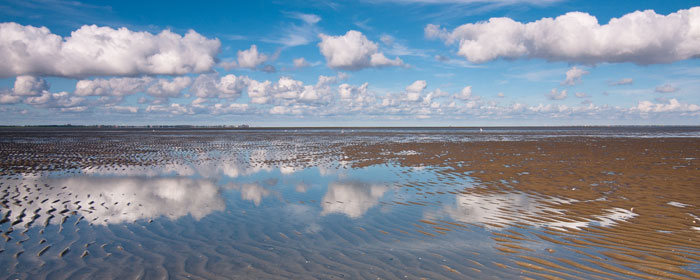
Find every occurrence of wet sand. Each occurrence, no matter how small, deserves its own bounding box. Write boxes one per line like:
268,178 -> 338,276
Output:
0,127 -> 699,279
343,136 -> 700,279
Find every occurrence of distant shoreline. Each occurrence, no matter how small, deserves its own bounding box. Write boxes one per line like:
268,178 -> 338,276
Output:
1,125 -> 699,130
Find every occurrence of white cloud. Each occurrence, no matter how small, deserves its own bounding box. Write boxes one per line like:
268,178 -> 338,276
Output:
189,74 -> 250,99
24,92 -> 53,105
455,85 -> 473,100
270,105 -> 292,115
339,82 -> 369,100
380,34 -> 394,45
546,88 -> 567,100
0,93 -> 22,104
293,57 -> 310,68
404,80 -> 427,101
426,7 -> 700,65
574,92 -> 589,98
241,74 -> 342,108
562,66 -> 589,85
109,105 -> 139,113
1,78 -> 90,109
146,103 -> 193,115
632,98 -> 700,114
610,78 -> 634,86
288,12 -> 321,25
274,77 -> 306,100
318,30 -> 404,70
218,60 -> 237,70
247,80 -> 272,104
267,12 -> 322,47
147,76 -> 192,98
23,90 -> 85,111
13,75 -> 49,96
237,45 -> 268,69
268,104 -> 316,115
211,103 -> 249,114
75,77 -> 153,97
655,84 -> 679,93
0,22 -> 220,78
405,80 -> 427,93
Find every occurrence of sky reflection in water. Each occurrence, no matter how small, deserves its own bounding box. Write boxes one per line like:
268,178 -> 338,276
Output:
2,150 -> 637,232
1,130 -> 699,279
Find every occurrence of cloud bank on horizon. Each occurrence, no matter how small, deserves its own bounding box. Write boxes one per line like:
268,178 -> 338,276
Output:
0,0 -> 699,125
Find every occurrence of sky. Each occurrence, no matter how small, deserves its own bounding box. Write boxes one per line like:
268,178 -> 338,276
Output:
0,0 -> 699,126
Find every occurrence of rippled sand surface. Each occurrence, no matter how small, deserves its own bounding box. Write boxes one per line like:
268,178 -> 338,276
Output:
1,127 -> 699,279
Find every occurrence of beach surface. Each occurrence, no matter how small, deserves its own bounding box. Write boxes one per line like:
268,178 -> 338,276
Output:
1,127 -> 699,279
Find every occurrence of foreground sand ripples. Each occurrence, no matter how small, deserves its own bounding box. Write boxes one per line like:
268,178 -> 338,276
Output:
0,127 -> 699,279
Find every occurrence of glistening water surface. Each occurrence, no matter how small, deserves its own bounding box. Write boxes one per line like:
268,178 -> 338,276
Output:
1,127 -> 699,279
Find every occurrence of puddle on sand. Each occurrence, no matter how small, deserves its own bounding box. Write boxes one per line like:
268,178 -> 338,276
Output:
1,128 -> 699,279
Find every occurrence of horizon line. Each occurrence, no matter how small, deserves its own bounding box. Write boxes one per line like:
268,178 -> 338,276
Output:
2,124 -> 699,129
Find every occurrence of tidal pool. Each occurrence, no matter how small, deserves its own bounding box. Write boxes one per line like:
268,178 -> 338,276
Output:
1,127 -> 699,279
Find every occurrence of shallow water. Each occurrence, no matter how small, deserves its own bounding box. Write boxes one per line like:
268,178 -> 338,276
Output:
1,127 -> 699,279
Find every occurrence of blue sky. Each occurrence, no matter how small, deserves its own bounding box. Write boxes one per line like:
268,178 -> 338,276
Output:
0,0 -> 699,126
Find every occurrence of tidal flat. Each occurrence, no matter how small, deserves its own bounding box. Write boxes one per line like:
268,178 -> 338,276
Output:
0,127 -> 699,279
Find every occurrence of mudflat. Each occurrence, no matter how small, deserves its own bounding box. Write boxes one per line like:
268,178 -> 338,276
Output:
0,127 -> 698,279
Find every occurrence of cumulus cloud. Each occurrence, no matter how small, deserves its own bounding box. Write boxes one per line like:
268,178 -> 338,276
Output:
75,77 -> 153,97
220,45 -> 277,71
146,103 -> 193,115
237,45 -> 269,69
339,82 -> 369,101
108,105 -> 139,113
632,98 -> 700,114
249,75 -> 338,106
574,92 -> 589,98
189,73 -> 250,99
0,76 -> 88,109
610,78 -> 634,86
0,92 -> 22,104
247,80 -> 272,104
405,80 -> 427,101
655,84 -> 679,93
269,105 -> 301,115
274,77 -> 306,100
546,88 -> 567,100
562,66 -> 589,85
294,57 -> 310,68
23,90 -> 86,111
455,85 -> 473,100
0,22 -> 220,78
426,7 -> 700,64
318,30 -> 404,70
147,76 -> 192,98
211,103 -> 249,114
13,76 -> 49,96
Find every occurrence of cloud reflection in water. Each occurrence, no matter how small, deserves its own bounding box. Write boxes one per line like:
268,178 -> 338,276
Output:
432,191 -> 637,230
321,181 -> 388,218
5,175 -> 225,225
